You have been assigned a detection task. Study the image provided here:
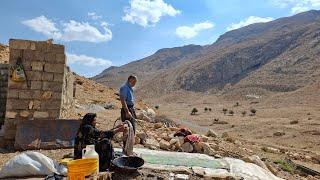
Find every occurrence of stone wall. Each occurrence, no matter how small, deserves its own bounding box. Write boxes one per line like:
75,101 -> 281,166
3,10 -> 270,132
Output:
3,39 -> 66,142
60,66 -> 75,118
0,64 -> 8,129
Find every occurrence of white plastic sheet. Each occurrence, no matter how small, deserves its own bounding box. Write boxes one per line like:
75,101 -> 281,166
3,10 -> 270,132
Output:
115,148 -> 284,180
0,151 -> 67,179
225,158 -> 283,180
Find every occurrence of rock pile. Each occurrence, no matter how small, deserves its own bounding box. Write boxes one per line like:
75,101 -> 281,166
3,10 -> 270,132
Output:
114,111 -> 222,157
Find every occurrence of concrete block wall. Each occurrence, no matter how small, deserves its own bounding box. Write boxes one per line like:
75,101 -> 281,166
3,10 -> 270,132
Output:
0,64 -> 9,129
60,66 -> 75,118
3,39 -> 66,142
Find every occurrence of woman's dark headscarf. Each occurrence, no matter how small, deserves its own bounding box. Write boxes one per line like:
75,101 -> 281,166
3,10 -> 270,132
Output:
81,113 -> 97,127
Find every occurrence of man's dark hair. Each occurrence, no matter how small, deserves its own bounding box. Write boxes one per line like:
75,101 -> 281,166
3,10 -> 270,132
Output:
128,75 -> 137,81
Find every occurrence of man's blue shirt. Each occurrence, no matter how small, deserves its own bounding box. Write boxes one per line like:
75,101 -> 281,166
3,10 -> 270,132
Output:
119,82 -> 134,106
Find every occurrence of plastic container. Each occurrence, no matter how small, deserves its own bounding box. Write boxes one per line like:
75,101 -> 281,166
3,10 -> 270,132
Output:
67,158 -> 98,180
82,144 -> 99,173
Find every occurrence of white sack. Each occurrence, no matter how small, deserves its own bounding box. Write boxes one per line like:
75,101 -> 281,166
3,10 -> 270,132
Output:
0,151 -> 67,178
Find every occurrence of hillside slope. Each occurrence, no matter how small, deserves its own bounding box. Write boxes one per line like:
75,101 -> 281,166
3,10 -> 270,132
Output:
93,44 -> 204,89
93,10 -> 320,98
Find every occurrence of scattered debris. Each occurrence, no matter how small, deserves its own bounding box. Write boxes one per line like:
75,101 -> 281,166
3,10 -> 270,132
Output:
273,132 -> 285,137
262,147 -> 280,154
290,120 -> 299,125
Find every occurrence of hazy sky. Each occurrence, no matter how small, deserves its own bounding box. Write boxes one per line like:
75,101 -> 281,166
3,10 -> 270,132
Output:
0,0 -> 319,77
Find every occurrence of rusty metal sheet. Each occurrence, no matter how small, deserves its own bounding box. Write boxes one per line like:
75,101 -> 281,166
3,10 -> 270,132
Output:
14,119 -> 81,150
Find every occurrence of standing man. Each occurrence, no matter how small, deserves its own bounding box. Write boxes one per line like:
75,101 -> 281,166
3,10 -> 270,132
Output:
120,75 -> 137,133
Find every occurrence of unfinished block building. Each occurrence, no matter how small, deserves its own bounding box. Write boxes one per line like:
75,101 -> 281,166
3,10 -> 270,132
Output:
0,39 -> 75,148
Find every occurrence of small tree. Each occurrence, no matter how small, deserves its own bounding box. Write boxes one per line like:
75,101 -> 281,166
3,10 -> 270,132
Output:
241,111 -> 247,117
235,102 -> 240,107
209,108 -> 212,112
204,107 -> 208,112
155,105 -> 159,110
191,108 -> 198,115
223,108 -> 228,115
229,110 -> 234,116
250,108 -> 257,115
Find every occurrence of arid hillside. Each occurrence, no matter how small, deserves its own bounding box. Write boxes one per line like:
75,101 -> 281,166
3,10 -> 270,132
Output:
93,10 -> 320,99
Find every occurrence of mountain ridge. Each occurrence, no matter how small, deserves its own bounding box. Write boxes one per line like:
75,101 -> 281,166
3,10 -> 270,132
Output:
93,10 -> 320,98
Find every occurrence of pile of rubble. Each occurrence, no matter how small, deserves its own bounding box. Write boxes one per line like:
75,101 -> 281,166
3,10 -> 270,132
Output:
114,109 -> 221,156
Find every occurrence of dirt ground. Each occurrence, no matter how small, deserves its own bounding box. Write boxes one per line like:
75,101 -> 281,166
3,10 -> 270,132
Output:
144,89 -> 320,173
0,76 -> 319,179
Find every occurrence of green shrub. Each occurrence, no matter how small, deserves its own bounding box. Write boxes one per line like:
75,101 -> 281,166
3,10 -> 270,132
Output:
250,108 -> 257,115
229,110 -> 234,115
191,108 -> 198,115
274,160 -> 295,173
155,105 -> 159,110
241,111 -> 247,116
204,107 -> 208,112
223,108 -> 228,115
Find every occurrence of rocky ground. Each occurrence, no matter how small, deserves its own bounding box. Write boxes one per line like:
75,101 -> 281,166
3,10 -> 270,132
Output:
0,36 -> 319,179
0,74 -> 319,179
142,86 -> 320,179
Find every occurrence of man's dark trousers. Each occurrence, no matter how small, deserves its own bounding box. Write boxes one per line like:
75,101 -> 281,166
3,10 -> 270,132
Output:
121,105 -> 137,133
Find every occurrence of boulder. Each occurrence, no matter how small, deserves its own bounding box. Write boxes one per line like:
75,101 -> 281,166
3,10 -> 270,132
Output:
193,142 -> 204,153
144,138 -> 160,150
160,132 -> 172,141
210,143 -> 220,151
169,137 -> 179,145
169,127 -> 180,131
137,110 -> 147,119
206,129 -> 218,138
221,132 -> 230,139
167,133 -> 175,141
203,143 -> 215,156
201,135 -> 209,142
243,155 -> 268,171
174,143 -> 181,151
159,140 -> 171,150
154,123 -> 163,129
181,142 -> 193,153
136,132 -> 147,142
178,136 -> 185,145
137,110 -> 153,122
147,108 -> 156,118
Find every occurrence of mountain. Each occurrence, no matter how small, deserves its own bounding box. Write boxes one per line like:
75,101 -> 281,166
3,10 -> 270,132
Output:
93,44 -> 204,89
93,10 -> 320,98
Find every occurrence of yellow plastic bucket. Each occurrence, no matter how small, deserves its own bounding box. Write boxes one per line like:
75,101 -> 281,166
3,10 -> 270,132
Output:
67,158 -> 98,180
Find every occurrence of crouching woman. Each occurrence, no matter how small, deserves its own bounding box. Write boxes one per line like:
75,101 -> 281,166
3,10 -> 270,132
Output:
74,113 -> 125,171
